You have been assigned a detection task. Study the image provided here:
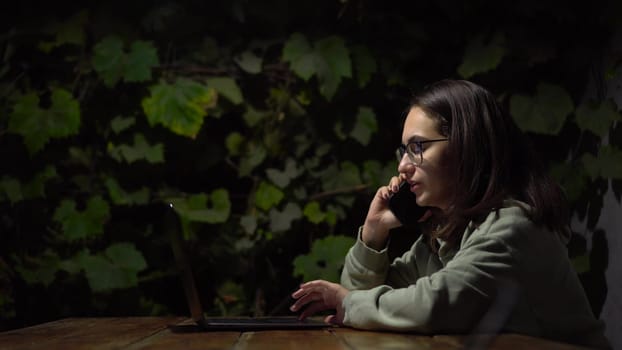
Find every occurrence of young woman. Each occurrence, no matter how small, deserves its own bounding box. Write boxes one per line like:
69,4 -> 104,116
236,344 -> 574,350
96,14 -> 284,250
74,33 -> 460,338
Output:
290,80 -> 610,349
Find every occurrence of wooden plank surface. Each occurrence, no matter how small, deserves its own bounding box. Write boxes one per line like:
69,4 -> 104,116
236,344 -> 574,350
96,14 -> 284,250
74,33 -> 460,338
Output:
233,329 -> 347,350
126,318 -> 240,350
332,327 -> 461,350
0,317 -> 184,350
433,333 -> 590,350
0,317 -> 593,350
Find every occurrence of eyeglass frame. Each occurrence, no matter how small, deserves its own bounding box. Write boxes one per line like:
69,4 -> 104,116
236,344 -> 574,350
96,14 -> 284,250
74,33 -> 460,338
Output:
396,138 -> 449,165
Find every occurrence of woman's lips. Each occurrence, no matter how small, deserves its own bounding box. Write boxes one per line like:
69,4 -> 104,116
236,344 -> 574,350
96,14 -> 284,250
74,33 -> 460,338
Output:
410,182 -> 420,192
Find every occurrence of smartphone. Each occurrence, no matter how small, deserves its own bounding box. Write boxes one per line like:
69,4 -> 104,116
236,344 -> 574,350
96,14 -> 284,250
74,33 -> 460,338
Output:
388,182 -> 428,227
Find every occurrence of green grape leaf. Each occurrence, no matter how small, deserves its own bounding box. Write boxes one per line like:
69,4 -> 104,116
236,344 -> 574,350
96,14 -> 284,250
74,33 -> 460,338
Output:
72,247 -> 146,293
238,143 -> 267,177
240,215 -> 258,235
324,204 -> 340,225
214,280 -> 247,315
361,160 -> 382,184
92,36 -> 125,87
169,189 -> 231,224
571,254 -> 590,275
321,161 -> 362,191
104,242 -> 148,272
243,107 -> 268,127
303,201 -> 326,224
142,78 -> 217,138
105,178 -> 128,205
598,146 -> 622,179
510,83 -> 574,135
68,147 -> 92,167
333,121 -> 348,141
350,106 -> 377,145
57,250 -> 87,275
9,88 -> 81,154
293,235 -> 355,282
458,32 -> 505,78
581,146 -> 622,180
351,45 -> 377,88
234,237 -> 255,253
22,166 -> 57,200
104,177 -> 150,206
265,158 -> 301,188
282,33 -> 316,81
315,36 -> 351,100
0,177 -> 22,203
129,134 -> 163,163
269,202 -> 302,232
92,37 -> 159,86
53,196 -> 110,241
294,134 -> 312,158
108,133 -> 164,164
79,254 -> 128,292
127,188 -> 150,205
206,77 -> 243,105
580,153 -> 600,180
38,11 -> 88,52
549,162 -> 589,203
575,99 -> 621,136
254,181 -> 284,211
71,244 -> 147,292
267,87 -> 305,117
71,175 -> 91,193
48,89 -> 81,135
283,33 -> 312,64
1,166 -> 58,203
225,132 -> 244,156
14,250 -> 60,286
124,41 -> 159,82
362,160 -> 395,190
110,115 -> 136,134
284,32 -> 353,100
234,51 -> 262,74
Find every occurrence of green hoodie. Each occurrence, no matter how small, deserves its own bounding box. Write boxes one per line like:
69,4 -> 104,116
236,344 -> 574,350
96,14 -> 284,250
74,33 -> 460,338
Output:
341,200 -> 610,349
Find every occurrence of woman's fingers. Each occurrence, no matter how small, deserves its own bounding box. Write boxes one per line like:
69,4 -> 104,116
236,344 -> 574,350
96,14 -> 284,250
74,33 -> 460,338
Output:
299,301 -> 331,320
377,175 -> 402,200
388,176 -> 401,192
290,280 -> 348,323
378,185 -> 392,200
290,280 -> 327,311
295,280 -> 331,294
324,314 -> 342,325
290,291 -> 321,312
291,287 -> 307,299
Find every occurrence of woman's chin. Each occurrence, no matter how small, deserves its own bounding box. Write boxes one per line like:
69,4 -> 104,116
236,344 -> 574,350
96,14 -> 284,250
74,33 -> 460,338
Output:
415,196 -> 427,207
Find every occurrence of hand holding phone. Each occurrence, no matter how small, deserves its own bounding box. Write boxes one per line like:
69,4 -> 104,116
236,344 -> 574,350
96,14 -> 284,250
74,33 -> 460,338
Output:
388,182 -> 428,227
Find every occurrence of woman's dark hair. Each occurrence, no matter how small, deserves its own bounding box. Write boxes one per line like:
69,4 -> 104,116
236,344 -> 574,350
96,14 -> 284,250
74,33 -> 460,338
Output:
410,79 -> 571,245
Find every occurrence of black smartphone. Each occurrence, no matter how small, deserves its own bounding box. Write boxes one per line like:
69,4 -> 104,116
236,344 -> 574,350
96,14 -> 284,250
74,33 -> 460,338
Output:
388,182 -> 428,227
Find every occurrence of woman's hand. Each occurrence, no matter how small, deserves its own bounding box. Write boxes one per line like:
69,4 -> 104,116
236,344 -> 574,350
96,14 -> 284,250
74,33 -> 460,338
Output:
361,175 -> 405,249
290,280 -> 349,325
362,175 -> 432,250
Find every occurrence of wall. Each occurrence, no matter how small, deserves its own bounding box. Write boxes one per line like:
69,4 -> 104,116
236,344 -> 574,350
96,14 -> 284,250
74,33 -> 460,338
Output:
576,28 -> 622,348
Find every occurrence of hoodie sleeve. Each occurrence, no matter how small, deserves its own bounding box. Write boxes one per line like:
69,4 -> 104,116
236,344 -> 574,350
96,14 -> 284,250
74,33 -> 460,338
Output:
340,222 -> 519,333
341,227 -> 428,291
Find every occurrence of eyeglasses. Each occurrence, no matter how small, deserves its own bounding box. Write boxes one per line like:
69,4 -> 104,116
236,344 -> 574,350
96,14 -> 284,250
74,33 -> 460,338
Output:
396,139 -> 448,165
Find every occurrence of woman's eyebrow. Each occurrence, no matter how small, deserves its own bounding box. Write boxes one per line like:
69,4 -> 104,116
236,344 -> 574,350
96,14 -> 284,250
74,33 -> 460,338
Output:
404,135 -> 426,144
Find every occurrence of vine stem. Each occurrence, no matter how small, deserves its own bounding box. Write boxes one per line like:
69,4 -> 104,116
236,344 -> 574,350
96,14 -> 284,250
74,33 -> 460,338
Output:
308,184 -> 369,201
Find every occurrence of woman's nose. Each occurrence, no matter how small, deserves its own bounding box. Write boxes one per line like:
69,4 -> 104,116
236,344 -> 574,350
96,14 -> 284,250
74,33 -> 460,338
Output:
397,153 -> 416,174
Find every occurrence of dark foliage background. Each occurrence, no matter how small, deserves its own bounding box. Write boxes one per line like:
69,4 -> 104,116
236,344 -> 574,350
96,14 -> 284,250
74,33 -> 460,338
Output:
1,0 -> 621,331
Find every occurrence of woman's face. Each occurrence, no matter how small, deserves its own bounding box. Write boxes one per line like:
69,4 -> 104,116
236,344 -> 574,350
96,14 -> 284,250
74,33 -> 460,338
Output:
398,106 -> 453,211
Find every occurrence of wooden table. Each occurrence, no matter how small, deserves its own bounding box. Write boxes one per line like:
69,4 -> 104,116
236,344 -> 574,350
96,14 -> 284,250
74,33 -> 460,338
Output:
0,317 -> 588,350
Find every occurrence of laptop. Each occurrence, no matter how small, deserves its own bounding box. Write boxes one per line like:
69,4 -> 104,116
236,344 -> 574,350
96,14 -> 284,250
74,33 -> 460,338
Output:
164,203 -> 328,331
